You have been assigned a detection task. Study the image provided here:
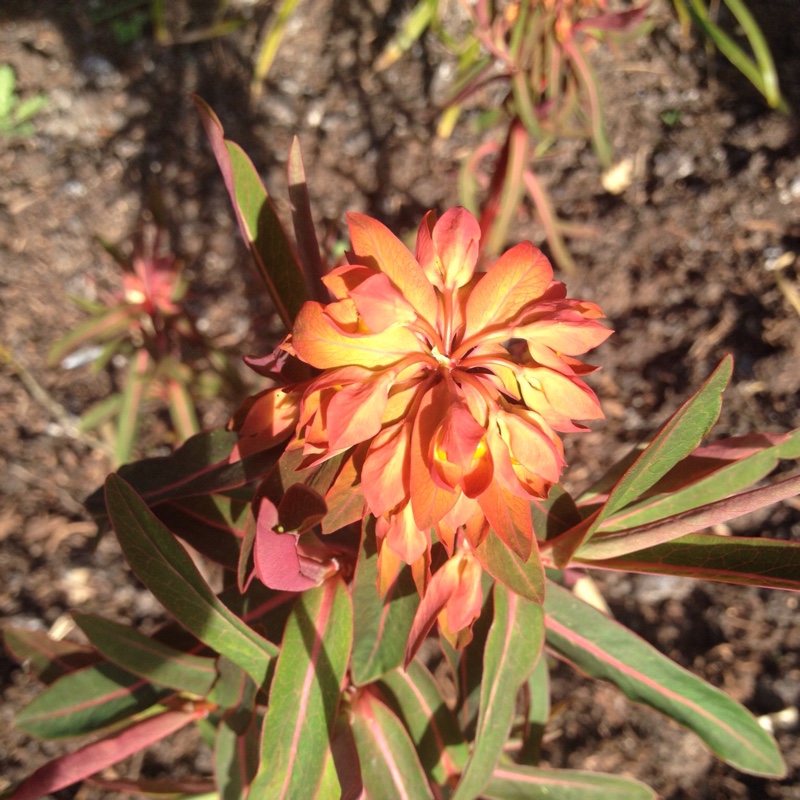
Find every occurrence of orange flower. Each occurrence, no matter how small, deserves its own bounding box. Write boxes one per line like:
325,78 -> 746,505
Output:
283,207 -> 610,602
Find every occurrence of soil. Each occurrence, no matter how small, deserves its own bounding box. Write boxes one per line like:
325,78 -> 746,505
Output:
1,1 -> 800,798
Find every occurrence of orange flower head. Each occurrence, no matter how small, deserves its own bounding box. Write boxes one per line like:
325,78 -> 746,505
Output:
284,207 -> 611,588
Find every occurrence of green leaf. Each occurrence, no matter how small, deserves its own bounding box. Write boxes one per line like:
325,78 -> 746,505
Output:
578,532 -> 800,591
351,690 -> 435,800
598,429 -> 800,532
453,584 -> 545,800
575,473 -> 800,560
600,356 -> 732,520
552,356 -> 733,565
483,764 -> 656,800
115,349 -> 151,465
544,580 -> 785,776
250,576 -> 353,798
105,474 -> 277,687
379,661 -> 469,787
2,627 -> 98,684
72,613 -> 218,696
473,528 -> 544,603
47,304 -> 137,367
351,517 -> 420,686
194,95 -> 308,328
15,662 -> 170,739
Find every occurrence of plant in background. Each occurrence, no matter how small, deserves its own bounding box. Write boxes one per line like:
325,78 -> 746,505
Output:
5,102 -> 800,800
48,217 -> 244,466
672,0 -> 786,112
0,64 -> 47,138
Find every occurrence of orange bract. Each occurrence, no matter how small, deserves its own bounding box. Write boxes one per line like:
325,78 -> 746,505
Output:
238,207 -> 610,641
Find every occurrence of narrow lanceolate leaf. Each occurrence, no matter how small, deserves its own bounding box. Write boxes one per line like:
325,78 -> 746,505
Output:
453,584 -> 545,800
350,689 -> 435,800
552,357 -> 733,565
544,580 -> 785,777
14,662 -> 170,740
215,705 -> 260,800
579,533 -> 800,592
482,764 -> 656,800
473,528 -> 544,603
2,627 -> 98,684
194,95 -> 307,328
598,429 -> 800,532
72,613 -> 218,696
8,705 -> 208,800
575,474 -> 800,560
250,576 -> 353,799
598,356 -> 733,521
105,475 -> 277,688
351,517 -> 420,686
85,426 -> 280,520
517,654 -> 549,766
380,661 -> 469,787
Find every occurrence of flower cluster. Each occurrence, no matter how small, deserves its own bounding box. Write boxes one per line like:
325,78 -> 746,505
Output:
234,207 -> 610,642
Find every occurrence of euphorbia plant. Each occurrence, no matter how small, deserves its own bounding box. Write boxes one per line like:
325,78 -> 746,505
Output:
5,101 -> 800,800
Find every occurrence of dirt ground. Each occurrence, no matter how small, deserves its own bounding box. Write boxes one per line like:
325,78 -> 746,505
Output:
1,1 -> 800,798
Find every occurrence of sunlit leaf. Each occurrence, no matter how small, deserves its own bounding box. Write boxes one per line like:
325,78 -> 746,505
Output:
250,576 -> 352,798
483,763 -> 656,800
453,584 -> 545,800
350,689 -> 435,800
544,580 -> 785,776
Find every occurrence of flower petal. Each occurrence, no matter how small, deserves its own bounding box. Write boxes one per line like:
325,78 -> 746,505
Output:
292,301 -> 423,369
476,480 -> 533,562
361,422 -> 411,516
347,212 -> 438,325
463,241 -> 553,340
432,207 -> 480,290
349,272 -> 418,333
326,369 -> 396,450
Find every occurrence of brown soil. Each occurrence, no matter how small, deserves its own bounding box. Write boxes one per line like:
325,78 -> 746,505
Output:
1,1 -> 799,798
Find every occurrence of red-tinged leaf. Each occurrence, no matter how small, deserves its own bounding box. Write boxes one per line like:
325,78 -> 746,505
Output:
194,95 -> 307,328
350,689 -> 435,800
598,429 -> 800,532
580,532 -> 800,592
292,299 -> 423,369
2,627 -> 98,684
483,764 -> 656,800
477,480 -> 533,562
85,426 -> 281,521
14,661 -> 171,740
575,5 -> 648,33
347,211 -> 439,325
86,776 -> 217,795
575,474 -> 800,561
552,357 -> 733,566
8,705 -> 208,800
47,304 -> 137,367
254,527 -> 320,592
473,527 -> 544,603
288,135 -> 326,304
544,580 -> 785,777
352,517 -> 420,686
322,450 -> 367,533
452,584 -> 544,800
72,613 -> 218,696
463,242 -> 553,340
277,482 -> 328,533
379,661 -> 469,786
250,576 -> 353,798
599,356 -> 733,520
105,475 -> 278,687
